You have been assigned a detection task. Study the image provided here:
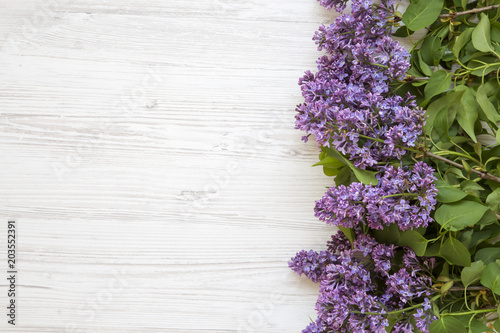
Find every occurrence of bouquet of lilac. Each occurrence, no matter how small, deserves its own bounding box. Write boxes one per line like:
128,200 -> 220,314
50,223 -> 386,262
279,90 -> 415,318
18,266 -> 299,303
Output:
290,232 -> 436,332
291,0 -> 500,332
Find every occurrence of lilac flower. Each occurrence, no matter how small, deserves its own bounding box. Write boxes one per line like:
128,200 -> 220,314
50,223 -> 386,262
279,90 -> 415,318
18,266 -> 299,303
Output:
372,243 -> 396,276
353,233 -> 378,257
289,235 -> 434,332
296,0 -> 425,168
289,250 -> 337,283
385,269 -> 433,308
292,0 -> 440,331
315,162 -> 437,231
393,321 -> 414,333
413,298 -> 436,333
317,0 -> 349,12
302,320 -> 324,333
403,246 -> 428,276
315,182 -> 366,229
326,231 -> 351,253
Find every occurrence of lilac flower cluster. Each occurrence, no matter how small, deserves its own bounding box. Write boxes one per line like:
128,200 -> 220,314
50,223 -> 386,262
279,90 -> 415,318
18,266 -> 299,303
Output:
317,0 -> 348,12
288,250 -> 337,283
295,0 -> 426,169
315,162 -> 437,231
291,1 -> 441,331
289,232 -> 435,333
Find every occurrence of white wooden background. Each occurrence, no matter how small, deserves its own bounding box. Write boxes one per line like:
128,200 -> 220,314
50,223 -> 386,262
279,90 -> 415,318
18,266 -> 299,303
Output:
0,1 -> 341,332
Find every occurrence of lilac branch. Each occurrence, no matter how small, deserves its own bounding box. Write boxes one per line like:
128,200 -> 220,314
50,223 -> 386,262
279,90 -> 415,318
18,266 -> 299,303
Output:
425,152 -> 500,183
439,5 -> 500,19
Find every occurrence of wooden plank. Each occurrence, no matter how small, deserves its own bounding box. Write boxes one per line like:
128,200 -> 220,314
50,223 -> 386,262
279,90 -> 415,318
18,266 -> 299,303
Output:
0,0 -> 338,331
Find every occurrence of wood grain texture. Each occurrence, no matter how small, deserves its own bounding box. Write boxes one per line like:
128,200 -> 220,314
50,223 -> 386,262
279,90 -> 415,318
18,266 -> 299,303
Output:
0,1 -> 339,332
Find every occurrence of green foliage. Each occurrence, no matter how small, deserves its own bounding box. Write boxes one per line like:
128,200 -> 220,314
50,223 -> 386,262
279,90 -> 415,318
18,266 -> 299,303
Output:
477,84 -> 500,119
461,260 -> 485,287
429,317 -> 467,333
395,0 -> 500,325
475,247 -> 500,264
373,223 -> 401,244
425,70 -> 452,100
320,146 -> 379,185
402,0 -> 444,31
456,87 -> 479,143
338,226 -> 355,244
480,261 -> 500,294
440,237 -> 471,266
434,200 -> 489,231
398,0 -> 500,327
472,14 -> 496,54
435,181 -> 468,203
398,230 -> 428,256
486,188 -> 500,213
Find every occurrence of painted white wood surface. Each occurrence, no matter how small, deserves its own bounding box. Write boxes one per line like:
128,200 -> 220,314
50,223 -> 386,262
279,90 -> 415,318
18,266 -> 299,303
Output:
0,1 -> 339,332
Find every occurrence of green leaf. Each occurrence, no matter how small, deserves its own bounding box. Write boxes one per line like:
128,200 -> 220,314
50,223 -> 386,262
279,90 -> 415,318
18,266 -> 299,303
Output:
457,87 -> 479,143
485,156 -> 500,169
425,70 -> 452,101
483,79 -> 499,95
473,142 -> 482,162
434,201 -> 490,231
459,229 -> 473,249
476,209 -> 498,227
434,107 -> 451,141
460,180 -> 484,194
462,160 -> 472,176
402,0 -> 444,31
393,26 -> 413,37
312,156 -> 345,168
497,129 -> 500,145
475,248 -> 500,265
470,233 -> 496,252
440,237 -> 471,267
323,166 -> 342,177
494,318 -> 500,333
429,316 -> 467,333
425,89 -> 465,134
480,262 -> 500,295
334,166 -> 351,186
425,241 -> 442,257
421,36 -> 443,66
373,223 -> 401,245
468,318 -> 491,333
446,167 -> 467,181
461,260 -> 485,287
486,188 -> 500,214
472,13 -> 495,54
324,147 -> 378,185
338,226 -> 355,244
453,28 -> 473,57
418,51 -> 433,77
398,230 -> 428,256
435,181 -> 468,203
476,85 -> 500,123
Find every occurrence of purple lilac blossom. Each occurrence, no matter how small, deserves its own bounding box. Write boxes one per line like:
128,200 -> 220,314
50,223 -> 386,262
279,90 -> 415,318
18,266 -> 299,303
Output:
315,162 -> 437,231
326,230 -> 351,253
288,250 -> 337,283
302,320 -> 324,333
289,232 -> 434,332
296,0 -> 426,169
317,0 -> 348,12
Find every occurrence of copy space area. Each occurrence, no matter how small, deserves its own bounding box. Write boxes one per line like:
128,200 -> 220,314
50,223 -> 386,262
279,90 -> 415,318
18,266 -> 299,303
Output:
0,1 -> 336,332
